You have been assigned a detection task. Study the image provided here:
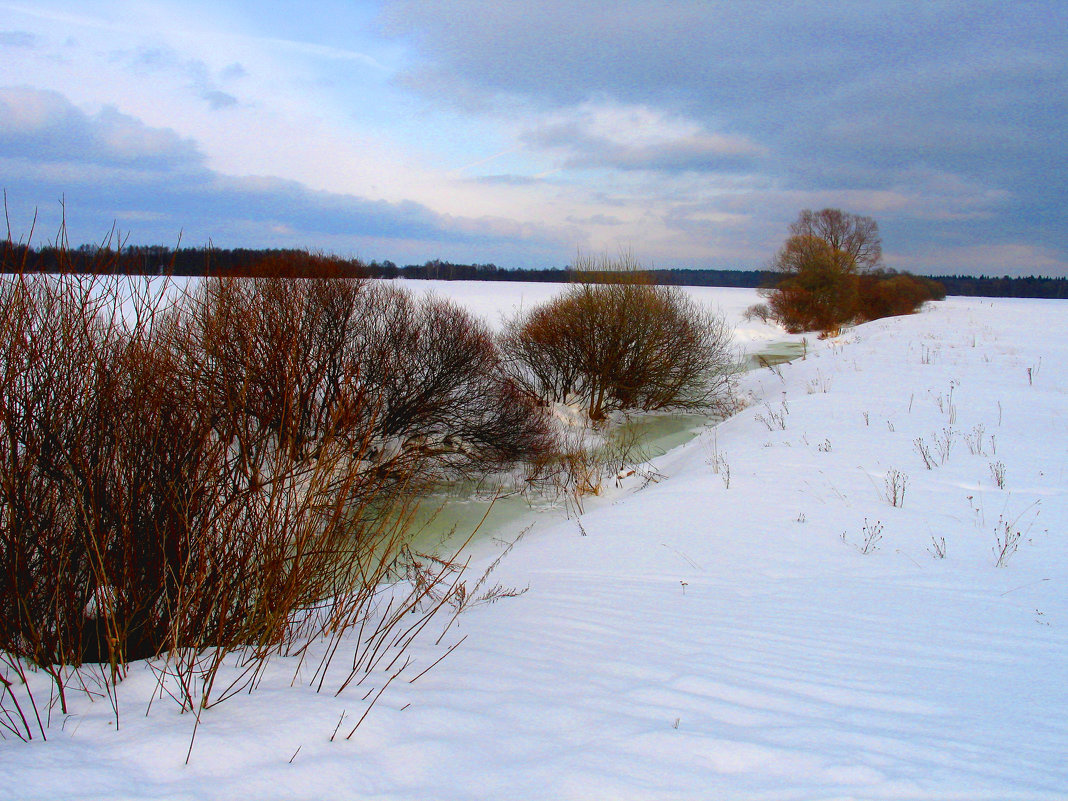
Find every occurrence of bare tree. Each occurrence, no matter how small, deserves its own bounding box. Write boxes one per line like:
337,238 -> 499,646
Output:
760,208 -> 885,335
785,208 -> 883,273
760,208 -> 941,334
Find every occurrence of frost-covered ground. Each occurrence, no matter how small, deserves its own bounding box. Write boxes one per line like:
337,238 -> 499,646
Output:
5,285 -> 1067,800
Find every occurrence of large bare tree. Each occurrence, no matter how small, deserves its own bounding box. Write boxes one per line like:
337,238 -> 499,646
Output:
783,208 -> 883,273
762,208 -> 939,335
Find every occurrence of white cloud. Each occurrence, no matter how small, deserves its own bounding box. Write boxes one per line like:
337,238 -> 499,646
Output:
0,85 -> 69,133
523,100 -> 766,173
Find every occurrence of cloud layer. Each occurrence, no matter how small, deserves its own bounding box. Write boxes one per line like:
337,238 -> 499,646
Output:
0,87 -> 569,262
2,1 -> 1065,275
382,0 -> 1068,274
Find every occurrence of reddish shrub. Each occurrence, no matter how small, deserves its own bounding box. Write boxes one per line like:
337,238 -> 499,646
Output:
501,263 -> 735,421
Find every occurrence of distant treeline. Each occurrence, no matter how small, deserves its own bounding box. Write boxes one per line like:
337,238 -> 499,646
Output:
365,260 -> 781,288
0,243 -> 368,278
3,242 -> 1065,298
923,274 -> 1068,299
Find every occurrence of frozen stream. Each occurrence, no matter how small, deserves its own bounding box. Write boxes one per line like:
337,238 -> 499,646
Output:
404,339 -> 807,557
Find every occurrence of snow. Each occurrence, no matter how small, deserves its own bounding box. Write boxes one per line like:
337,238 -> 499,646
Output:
5,286 -> 1067,800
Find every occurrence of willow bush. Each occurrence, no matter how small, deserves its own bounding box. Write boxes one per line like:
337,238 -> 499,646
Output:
500,255 -> 736,421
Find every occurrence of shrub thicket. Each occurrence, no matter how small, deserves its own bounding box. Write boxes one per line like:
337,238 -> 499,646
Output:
0,253 -> 552,734
500,255 -> 735,421
765,268 -> 945,335
759,209 -> 944,335
856,271 -> 946,321
178,279 -> 552,490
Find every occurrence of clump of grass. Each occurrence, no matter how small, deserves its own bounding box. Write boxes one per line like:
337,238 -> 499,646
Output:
703,432 -> 731,489
965,424 -> 987,456
859,519 -> 884,554
989,460 -> 1007,489
993,518 -> 1021,567
756,398 -> 789,431
935,427 -> 955,464
914,437 -> 936,470
927,535 -> 947,559
531,414 -> 666,515
842,518 -> 883,554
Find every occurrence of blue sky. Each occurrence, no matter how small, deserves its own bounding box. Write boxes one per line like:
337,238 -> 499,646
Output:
2,1 -> 1065,276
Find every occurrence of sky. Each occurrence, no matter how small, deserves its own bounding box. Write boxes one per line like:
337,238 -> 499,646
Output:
1,1 -> 1066,276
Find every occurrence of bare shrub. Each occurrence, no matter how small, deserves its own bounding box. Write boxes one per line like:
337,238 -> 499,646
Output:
989,460 -> 1007,489
0,273 -> 406,692
856,272 -> 944,322
0,272 -> 100,720
350,284 -> 554,483
993,518 -> 1021,567
883,469 -> 909,507
501,255 -> 735,421
177,279 -> 553,491
743,303 -> 772,323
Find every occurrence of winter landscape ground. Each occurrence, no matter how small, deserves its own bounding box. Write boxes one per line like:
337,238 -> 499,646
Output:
4,282 -> 1067,800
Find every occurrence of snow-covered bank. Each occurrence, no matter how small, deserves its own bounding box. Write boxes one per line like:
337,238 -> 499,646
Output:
5,291 -> 1067,800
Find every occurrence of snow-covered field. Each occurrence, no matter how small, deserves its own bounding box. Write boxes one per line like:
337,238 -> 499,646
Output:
6,284 -> 1067,800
